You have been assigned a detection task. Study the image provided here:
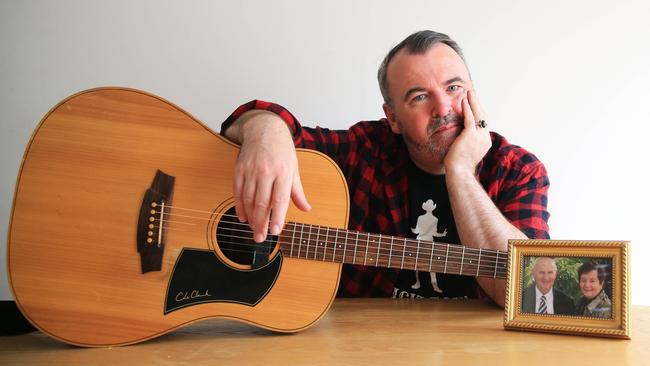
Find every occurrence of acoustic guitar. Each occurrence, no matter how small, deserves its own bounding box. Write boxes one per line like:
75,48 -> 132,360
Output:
7,87 -> 508,347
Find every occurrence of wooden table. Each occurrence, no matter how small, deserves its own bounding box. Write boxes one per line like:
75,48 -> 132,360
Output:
1,299 -> 648,365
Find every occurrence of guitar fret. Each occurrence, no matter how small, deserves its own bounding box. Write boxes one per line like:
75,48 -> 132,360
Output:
278,222 -> 508,280
315,225 -> 321,259
323,227 -> 329,261
414,239 -> 420,271
290,223 -> 296,257
318,226 -> 324,259
376,234 -> 381,266
460,246 -> 466,275
298,223 -> 305,258
353,231 -> 359,264
364,233 -> 369,265
318,226 -> 323,260
332,227 -> 338,262
318,226 -> 327,260
309,225 -> 320,260
388,236 -> 394,269
443,244 -> 449,273
302,223 -> 308,259
500,253 -> 506,275
309,224 -> 315,260
343,230 -> 348,264
308,224 -> 313,258
400,238 -> 406,269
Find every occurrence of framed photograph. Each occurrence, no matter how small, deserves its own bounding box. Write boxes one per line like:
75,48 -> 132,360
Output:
504,240 -> 630,339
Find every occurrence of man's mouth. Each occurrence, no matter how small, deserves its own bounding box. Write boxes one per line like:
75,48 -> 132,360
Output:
434,123 -> 462,135
429,114 -> 463,136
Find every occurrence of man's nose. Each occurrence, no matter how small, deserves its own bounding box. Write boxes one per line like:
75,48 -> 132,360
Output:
430,92 -> 452,118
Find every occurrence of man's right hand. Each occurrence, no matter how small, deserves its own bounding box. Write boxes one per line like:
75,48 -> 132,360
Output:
225,110 -> 311,243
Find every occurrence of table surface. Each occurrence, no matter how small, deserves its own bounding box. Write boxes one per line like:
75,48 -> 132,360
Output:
1,299 -> 648,365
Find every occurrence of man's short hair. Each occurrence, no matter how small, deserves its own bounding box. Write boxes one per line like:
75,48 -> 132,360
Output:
532,257 -> 557,271
578,261 -> 608,284
377,30 -> 466,106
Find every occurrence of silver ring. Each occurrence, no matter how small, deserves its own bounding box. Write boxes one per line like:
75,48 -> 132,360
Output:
476,120 -> 487,128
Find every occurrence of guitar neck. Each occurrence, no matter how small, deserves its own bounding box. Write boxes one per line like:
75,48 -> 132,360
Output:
278,222 -> 507,279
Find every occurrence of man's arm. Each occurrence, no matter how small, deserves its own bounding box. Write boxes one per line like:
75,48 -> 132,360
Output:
446,169 -> 526,308
223,109 -> 311,243
444,91 -> 535,308
222,101 -> 369,243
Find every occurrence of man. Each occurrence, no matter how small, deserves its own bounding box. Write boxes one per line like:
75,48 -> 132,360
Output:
221,30 -> 550,307
522,257 -> 575,315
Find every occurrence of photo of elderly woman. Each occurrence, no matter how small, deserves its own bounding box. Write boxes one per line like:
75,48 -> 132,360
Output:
521,256 -> 613,318
576,261 -> 612,318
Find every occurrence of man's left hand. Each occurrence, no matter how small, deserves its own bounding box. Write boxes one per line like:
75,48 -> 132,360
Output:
444,90 -> 492,174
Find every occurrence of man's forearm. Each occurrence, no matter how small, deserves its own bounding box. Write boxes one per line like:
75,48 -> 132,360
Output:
223,110 -> 289,144
446,168 -> 527,308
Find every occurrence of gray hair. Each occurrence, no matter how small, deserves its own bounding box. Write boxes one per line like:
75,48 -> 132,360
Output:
377,30 -> 466,106
533,257 -> 557,272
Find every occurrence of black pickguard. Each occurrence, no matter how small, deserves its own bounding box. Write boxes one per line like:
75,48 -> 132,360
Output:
164,248 -> 282,314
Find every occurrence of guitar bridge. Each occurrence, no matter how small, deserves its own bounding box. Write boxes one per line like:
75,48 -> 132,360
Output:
137,170 -> 175,273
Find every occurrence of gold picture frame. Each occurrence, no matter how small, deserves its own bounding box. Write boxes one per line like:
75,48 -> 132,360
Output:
504,240 -> 630,339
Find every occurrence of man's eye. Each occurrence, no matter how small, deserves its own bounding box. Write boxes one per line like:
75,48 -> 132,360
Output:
412,94 -> 427,102
447,85 -> 462,92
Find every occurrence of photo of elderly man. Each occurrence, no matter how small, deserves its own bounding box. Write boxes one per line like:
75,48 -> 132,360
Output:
522,257 -> 575,315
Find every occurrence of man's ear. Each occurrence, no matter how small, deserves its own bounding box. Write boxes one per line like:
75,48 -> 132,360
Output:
383,103 -> 401,134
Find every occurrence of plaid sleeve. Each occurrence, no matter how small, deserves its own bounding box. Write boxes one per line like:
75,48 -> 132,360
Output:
498,159 -> 550,239
220,100 -> 363,171
220,100 -> 303,141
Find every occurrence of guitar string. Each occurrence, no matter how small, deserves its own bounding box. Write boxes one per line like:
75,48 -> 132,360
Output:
203,230 -> 507,273
151,203 -> 507,263
148,211 -> 507,266
155,203 -> 505,262
152,217 -> 507,266
151,216 -> 506,267
211,237 -> 508,277
210,222 -> 504,266
149,215 -> 507,268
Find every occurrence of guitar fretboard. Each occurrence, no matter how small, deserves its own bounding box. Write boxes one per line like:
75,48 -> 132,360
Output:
278,222 -> 507,278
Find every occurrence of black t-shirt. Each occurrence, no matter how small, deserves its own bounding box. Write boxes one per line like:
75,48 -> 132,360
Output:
393,161 -> 478,299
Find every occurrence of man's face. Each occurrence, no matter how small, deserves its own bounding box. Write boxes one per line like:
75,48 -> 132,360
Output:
532,258 -> 557,294
382,43 -> 473,172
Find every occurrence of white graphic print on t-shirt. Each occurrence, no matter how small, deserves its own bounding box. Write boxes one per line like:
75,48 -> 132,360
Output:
410,199 -> 447,293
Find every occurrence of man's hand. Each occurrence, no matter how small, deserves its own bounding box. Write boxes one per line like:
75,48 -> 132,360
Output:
225,110 -> 311,243
444,90 -> 492,174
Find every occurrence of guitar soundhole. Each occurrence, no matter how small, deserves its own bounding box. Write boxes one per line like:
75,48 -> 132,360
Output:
215,207 -> 276,267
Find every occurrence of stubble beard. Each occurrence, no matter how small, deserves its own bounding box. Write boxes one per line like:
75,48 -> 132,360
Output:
399,113 -> 463,163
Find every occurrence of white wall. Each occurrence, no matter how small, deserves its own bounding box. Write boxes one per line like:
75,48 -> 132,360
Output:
1,0 -> 648,304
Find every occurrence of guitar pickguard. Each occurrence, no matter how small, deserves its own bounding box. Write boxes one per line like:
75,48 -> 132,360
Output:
164,248 -> 282,314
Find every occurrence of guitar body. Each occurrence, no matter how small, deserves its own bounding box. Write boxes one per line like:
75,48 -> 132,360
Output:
8,88 -> 349,346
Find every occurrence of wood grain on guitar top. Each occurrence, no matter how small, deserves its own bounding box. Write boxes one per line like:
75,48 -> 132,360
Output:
8,87 -> 349,346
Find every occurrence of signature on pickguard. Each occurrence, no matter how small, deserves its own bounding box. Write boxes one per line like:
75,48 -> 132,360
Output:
175,289 -> 211,302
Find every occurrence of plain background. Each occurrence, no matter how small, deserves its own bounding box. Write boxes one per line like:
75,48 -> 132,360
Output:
1,0 -> 648,305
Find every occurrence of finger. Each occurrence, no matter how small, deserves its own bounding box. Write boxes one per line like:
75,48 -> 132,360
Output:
242,176 -> 257,231
461,97 -> 475,130
291,171 -> 312,212
467,90 -> 484,123
468,90 -> 490,132
233,172 -> 247,223
252,178 -> 274,243
269,174 -> 292,235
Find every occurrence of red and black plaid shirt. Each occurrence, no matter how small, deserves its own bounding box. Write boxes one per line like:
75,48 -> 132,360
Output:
222,100 -> 550,297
